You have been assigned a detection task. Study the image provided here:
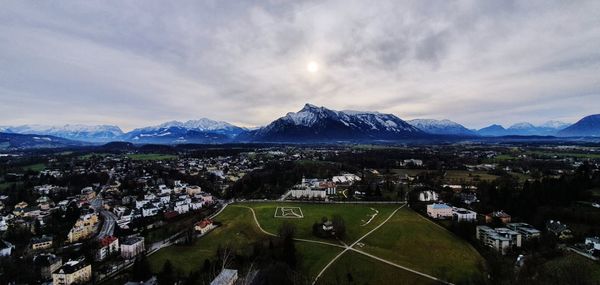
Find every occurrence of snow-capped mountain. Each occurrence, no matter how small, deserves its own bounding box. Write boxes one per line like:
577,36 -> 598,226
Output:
477,121 -> 570,136
0,132 -> 89,150
540,120 -> 570,130
122,118 -> 245,144
128,118 -> 245,137
3,124 -> 123,142
558,114 -> 600,137
247,104 -> 427,142
407,119 -> 477,136
506,121 -> 569,136
121,126 -> 232,144
477,124 -> 507,136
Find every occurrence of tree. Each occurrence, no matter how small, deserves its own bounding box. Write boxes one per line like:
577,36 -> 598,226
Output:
131,255 -> 152,282
332,215 -> 346,239
158,260 -> 176,285
278,222 -> 297,268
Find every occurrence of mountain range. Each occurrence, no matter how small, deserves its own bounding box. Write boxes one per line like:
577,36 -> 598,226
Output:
246,104 -> 426,142
475,121 -> 570,136
2,105 -> 600,149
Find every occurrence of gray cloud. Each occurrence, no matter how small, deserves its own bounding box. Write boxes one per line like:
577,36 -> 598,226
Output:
0,0 -> 599,130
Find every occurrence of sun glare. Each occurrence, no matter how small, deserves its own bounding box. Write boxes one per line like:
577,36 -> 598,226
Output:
307,61 -> 319,73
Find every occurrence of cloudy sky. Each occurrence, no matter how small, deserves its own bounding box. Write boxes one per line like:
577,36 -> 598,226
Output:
1,0 -> 599,131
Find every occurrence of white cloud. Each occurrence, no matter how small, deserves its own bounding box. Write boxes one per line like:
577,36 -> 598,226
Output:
0,0 -> 598,130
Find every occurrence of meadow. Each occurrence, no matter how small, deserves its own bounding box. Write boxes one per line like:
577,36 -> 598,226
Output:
360,207 -> 486,284
126,153 -> 178,161
243,202 -> 401,242
148,202 -> 486,284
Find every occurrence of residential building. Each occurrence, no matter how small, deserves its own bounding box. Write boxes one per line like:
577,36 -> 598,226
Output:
210,269 -> 238,285
418,190 -> 438,202
426,203 -> 452,219
585,237 -> 600,251
31,235 -> 53,250
476,226 -> 522,255
0,239 -> 14,256
507,223 -> 541,240
96,236 -> 119,261
194,219 -> 215,235
452,207 -> 477,222
52,260 -> 92,285
403,159 -> 423,166
121,236 -> 145,259
546,220 -> 573,240
485,210 -> 512,224
33,253 -> 62,280
80,187 -> 96,201
186,185 -> 202,196
67,212 -> 99,243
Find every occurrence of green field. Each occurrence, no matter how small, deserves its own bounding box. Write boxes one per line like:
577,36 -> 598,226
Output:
360,208 -> 486,284
126,154 -> 178,161
148,206 -> 263,273
147,205 -> 343,281
243,202 -> 399,243
318,251 -> 438,285
0,182 -> 22,191
22,163 -> 46,172
527,151 -> 600,159
444,170 -> 498,183
148,203 -> 486,284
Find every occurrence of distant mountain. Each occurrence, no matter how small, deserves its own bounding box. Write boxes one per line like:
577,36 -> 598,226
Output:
122,126 -> 233,144
558,114 -> 600,137
540,120 -> 570,130
477,121 -> 570,136
122,118 -> 245,144
407,119 -> 477,136
477,124 -> 508,136
3,124 -> 123,142
0,132 -> 87,150
506,122 -> 568,136
145,119 -> 246,136
247,104 -> 426,142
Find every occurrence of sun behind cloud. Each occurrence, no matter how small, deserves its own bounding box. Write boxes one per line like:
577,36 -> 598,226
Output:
307,61 -> 319,73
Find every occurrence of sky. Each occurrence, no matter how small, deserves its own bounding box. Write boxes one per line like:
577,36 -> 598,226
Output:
1,0 -> 599,131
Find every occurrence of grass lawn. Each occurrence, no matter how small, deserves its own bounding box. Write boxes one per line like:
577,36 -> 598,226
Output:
148,206 -> 265,273
531,151 -> 600,159
297,242 -> 343,281
0,181 -> 22,191
242,202 -> 400,243
360,207 -> 486,284
318,251 -> 438,285
543,253 -> 600,280
127,153 -> 178,161
143,214 -> 199,244
22,163 -> 46,172
147,205 -> 343,281
444,170 -> 498,183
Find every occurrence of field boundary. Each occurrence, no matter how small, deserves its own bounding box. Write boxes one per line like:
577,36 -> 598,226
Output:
274,206 -> 304,218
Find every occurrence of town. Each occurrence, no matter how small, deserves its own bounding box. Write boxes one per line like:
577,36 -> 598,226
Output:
0,143 -> 599,284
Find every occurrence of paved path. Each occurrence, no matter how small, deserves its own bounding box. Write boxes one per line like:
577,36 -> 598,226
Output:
233,203 -> 453,285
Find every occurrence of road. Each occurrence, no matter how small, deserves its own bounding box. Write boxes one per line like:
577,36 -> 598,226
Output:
98,210 -> 117,238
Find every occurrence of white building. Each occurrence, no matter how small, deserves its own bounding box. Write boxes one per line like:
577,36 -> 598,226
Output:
0,240 -> 14,256
585,237 -> 600,250
426,203 -> 452,219
289,188 -> 327,199
120,237 -> 145,259
211,269 -> 238,285
476,226 -> 522,255
418,190 -> 439,202
452,207 -> 477,222
507,223 -> 541,240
